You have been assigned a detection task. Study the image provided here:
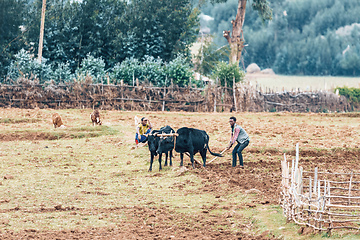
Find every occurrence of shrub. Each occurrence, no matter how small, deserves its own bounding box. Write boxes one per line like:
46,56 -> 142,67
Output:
75,54 -> 106,84
111,54 -> 193,87
165,55 -> 193,87
140,55 -> 166,86
110,57 -> 142,85
52,62 -> 74,83
212,62 -> 245,88
336,87 -> 360,103
6,49 -> 53,84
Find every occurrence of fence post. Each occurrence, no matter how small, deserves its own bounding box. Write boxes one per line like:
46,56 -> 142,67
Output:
314,167 -> 318,194
162,76 -> 167,111
214,79 -> 218,113
294,143 -> 299,184
308,176 -> 312,226
299,167 -> 303,194
349,171 -> 353,205
295,143 -> 299,171
291,158 -> 295,187
132,71 -> 135,87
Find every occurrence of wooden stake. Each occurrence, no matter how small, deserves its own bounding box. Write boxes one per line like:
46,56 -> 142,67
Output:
291,158 -> 295,187
295,143 -> 299,171
38,0 -> 47,63
349,171 -> 353,205
314,167 -> 318,194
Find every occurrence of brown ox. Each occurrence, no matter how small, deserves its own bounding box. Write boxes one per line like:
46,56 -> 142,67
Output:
52,113 -> 64,128
90,110 -> 102,126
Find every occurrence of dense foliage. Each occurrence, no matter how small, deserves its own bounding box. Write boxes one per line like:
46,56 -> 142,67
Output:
5,50 -> 195,86
111,55 -> 195,87
1,0 -> 199,84
202,0 -> 360,76
0,0 -> 27,77
213,62 -> 245,87
336,87 -> 360,103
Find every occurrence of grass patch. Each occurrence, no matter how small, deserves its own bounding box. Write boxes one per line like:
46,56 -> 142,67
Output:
0,117 -> 43,123
0,125 -> 118,141
0,109 -> 359,239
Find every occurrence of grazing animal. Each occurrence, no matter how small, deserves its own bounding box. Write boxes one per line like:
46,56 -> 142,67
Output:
90,110 -> 102,126
147,125 -> 174,172
172,127 -> 222,168
52,113 -> 64,128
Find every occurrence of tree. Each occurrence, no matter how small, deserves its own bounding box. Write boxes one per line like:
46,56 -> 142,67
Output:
119,0 -> 200,62
210,0 -> 272,64
213,61 -> 245,87
0,0 -> 27,78
193,38 -> 230,77
23,0 -> 199,72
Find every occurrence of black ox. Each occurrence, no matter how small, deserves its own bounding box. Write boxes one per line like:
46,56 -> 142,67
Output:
146,125 -> 174,172
157,127 -> 222,168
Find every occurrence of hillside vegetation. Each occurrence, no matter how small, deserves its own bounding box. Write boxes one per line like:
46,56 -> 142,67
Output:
202,0 -> 360,76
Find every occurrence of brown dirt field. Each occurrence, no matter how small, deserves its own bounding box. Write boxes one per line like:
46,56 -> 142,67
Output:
0,108 -> 359,239
0,205 -> 275,240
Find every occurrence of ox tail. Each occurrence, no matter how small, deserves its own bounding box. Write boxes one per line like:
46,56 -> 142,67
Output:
206,143 -> 223,157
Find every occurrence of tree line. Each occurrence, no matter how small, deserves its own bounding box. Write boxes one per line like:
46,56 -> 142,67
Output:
2,0 -> 359,87
202,0 -> 360,76
0,0 -> 200,86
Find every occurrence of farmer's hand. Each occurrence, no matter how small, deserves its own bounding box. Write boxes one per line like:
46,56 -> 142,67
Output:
227,142 -> 232,150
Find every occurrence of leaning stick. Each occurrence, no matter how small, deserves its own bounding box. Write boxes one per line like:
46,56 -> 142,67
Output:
208,148 -> 228,164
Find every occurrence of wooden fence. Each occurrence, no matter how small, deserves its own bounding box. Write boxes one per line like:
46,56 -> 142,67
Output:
281,144 -> 360,234
0,79 -> 351,112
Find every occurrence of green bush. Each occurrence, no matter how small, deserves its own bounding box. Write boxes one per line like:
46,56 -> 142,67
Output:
110,57 -> 142,85
6,49 -> 53,84
52,62 -> 74,83
212,62 -> 245,88
75,54 -> 106,84
336,87 -> 360,103
111,54 -> 193,87
140,56 -> 166,86
165,55 -> 193,87
110,56 -> 166,86
5,51 -> 195,87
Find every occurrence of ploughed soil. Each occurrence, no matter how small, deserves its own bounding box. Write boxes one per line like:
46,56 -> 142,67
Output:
1,109 -> 359,239
195,148 -> 360,205
0,205 -> 274,240
2,148 -> 358,239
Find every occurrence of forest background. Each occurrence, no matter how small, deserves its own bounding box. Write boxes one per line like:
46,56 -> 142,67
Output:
1,0 -> 360,88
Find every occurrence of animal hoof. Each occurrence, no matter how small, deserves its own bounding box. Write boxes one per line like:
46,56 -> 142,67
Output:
148,169 -> 152,172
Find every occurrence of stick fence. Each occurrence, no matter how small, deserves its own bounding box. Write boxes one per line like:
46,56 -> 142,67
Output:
0,79 -> 350,112
281,143 -> 360,234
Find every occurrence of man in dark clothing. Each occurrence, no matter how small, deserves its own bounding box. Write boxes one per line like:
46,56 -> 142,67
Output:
227,116 -> 250,167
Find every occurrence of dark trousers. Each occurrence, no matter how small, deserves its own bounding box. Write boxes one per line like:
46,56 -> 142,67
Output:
232,140 -> 249,167
135,129 -> 151,143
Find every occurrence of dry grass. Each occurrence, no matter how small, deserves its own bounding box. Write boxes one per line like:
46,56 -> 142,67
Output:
0,108 -> 359,239
246,73 -> 360,92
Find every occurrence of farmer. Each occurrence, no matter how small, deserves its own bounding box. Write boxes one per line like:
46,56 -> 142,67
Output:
227,116 -> 250,167
135,117 -> 153,146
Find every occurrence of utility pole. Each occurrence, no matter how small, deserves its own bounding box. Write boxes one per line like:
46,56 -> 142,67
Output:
38,0 -> 47,63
